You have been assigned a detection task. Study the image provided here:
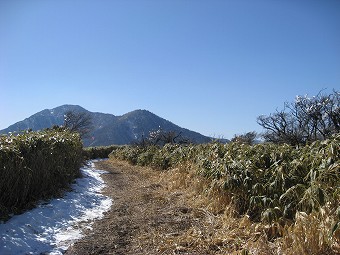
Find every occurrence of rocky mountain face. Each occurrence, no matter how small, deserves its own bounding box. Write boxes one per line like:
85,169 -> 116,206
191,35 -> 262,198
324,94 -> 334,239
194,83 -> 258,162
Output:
0,105 -> 212,146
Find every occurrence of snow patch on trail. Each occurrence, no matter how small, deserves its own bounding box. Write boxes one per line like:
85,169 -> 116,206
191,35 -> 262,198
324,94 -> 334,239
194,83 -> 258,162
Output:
0,160 -> 112,255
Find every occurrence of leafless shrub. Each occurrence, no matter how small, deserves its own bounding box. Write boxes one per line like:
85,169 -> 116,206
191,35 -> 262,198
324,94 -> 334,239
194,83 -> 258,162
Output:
64,111 -> 93,138
257,90 -> 340,145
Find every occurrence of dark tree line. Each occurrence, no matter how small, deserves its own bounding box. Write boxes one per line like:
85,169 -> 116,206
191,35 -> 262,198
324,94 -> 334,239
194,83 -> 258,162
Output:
133,128 -> 191,147
231,131 -> 258,145
257,90 -> 340,145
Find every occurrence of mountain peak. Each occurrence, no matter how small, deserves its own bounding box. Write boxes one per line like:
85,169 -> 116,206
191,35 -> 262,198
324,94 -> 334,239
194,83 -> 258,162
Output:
52,104 -> 88,112
0,105 -> 211,146
123,109 -> 153,116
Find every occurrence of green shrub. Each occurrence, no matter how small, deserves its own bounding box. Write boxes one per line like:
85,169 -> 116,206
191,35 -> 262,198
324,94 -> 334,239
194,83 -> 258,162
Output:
83,145 -> 121,159
110,144 -> 194,170
0,128 -> 83,219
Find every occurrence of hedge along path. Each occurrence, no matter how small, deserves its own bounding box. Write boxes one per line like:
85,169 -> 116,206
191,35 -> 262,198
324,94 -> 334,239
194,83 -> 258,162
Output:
0,128 -> 83,220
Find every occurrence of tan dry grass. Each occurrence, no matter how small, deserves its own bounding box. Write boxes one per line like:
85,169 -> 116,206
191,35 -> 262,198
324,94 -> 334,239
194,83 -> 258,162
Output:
278,207 -> 340,255
155,163 -> 272,255
157,162 -> 340,255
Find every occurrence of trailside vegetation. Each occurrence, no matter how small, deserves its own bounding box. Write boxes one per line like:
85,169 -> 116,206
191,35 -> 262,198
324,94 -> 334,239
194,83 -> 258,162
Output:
83,145 -> 121,160
132,128 -> 192,147
110,134 -> 340,254
0,127 -> 83,220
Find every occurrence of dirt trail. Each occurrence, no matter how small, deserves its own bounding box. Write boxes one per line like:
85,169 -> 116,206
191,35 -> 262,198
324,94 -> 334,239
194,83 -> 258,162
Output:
65,159 -> 222,255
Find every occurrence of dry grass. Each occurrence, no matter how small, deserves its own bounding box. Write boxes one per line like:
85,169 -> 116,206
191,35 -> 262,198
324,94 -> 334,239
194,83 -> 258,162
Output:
155,162 -> 340,255
279,207 -> 340,255
155,163 -> 269,254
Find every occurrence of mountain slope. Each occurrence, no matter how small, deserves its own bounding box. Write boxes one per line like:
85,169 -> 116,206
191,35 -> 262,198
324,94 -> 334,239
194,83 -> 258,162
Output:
2,105 -> 86,133
0,105 -> 211,146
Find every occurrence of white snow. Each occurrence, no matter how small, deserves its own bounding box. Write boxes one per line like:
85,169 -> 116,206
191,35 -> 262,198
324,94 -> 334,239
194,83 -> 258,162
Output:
0,160 -> 112,255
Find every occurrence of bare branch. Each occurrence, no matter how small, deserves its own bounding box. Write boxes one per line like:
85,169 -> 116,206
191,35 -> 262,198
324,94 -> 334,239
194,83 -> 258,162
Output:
257,90 -> 340,145
64,111 -> 93,138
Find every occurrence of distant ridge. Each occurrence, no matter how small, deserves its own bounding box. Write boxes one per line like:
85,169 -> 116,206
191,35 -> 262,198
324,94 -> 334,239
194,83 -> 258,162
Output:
0,105 -> 212,146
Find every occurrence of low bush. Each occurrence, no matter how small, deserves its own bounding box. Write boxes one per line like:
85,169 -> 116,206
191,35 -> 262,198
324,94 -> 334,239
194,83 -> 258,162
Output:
83,145 -> 121,159
0,128 -> 83,219
110,144 -> 194,170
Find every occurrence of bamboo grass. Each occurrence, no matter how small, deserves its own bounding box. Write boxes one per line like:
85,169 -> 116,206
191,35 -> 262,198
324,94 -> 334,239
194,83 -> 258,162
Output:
110,134 -> 340,232
0,128 -> 83,219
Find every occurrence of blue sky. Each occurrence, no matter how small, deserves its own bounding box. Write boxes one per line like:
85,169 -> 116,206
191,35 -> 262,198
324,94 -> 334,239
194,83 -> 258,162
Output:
1,0 -> 339,139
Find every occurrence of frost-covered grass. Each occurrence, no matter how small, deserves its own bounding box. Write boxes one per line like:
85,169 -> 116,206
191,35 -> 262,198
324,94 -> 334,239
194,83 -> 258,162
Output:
0,160 -> 112,255
0,128 -> 83,219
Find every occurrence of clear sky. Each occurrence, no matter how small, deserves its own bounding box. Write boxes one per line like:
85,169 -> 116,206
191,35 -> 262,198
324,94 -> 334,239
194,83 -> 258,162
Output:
1,0 -> 339,139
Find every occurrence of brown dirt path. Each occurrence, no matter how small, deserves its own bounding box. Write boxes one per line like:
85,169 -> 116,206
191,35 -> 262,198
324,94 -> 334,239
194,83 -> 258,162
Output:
64,159 -> 236,255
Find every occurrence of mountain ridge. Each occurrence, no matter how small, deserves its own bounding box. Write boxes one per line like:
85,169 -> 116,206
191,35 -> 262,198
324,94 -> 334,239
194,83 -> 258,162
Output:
0,105 -> 212,146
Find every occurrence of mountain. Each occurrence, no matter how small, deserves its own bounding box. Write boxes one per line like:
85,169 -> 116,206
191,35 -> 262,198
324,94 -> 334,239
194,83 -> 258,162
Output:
0,105 -> 212,146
